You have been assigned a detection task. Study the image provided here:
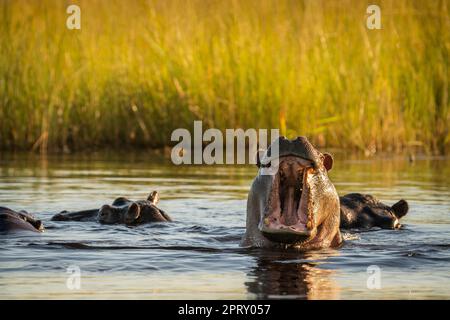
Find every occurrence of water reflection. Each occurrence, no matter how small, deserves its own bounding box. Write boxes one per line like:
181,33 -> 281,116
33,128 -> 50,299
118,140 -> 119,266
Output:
246,249 -> 341,299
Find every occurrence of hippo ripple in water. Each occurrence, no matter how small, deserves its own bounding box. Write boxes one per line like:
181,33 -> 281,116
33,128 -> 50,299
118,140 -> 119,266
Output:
340,193 -> 409,229
0,207 -> 44,233
51,191 -> 171,225
241,136 -> 342,250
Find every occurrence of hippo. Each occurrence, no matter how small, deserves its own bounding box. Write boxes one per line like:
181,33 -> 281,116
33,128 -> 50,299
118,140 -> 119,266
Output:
51,191 -> 172,225
339,193 -> 409,229
0,207 -> 44,233
241,136 -> 342,250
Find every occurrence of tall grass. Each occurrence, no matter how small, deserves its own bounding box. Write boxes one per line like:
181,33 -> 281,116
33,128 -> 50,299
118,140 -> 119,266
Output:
0,0 -> 449,154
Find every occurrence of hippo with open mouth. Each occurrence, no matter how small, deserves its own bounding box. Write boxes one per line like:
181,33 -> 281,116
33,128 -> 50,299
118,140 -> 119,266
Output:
241,136 -> 342,250
0,207 -> 44,233
51,191 -> 171,225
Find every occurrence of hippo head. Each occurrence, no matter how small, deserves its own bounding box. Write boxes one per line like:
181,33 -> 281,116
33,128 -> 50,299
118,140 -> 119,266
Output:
362,198 -> 409,229
98,192 -> 170,225
339,193 -> 409,230
26,216 -> 44,232
243,136 -> 341,248
0,207 -> 44,233
98,197 -> 139,224
17,211 -> 44,232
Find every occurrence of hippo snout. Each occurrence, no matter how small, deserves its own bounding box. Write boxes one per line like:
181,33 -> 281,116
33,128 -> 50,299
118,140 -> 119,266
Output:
99,205 -> 110,215
98,205 -> 122,224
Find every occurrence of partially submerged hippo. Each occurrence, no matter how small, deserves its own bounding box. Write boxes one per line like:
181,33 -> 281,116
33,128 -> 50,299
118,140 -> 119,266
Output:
0,207 -> 44,233
340,193 -> 409,229
241,136 -> 342,250
51,191 -> 171,225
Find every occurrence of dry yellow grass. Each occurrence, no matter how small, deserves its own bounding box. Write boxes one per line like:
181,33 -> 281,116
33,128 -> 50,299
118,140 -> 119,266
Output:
0,0 -> 449,154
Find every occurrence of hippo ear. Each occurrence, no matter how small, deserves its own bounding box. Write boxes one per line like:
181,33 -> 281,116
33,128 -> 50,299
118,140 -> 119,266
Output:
147,191 -> 159,205
323,153 -> 334,171
392,200 -> 408,218
34,220 -> 44,231
125,203 -> 141,223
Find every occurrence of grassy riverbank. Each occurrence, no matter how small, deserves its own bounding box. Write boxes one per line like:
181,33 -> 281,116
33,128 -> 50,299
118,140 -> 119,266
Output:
0,0 -> 449,154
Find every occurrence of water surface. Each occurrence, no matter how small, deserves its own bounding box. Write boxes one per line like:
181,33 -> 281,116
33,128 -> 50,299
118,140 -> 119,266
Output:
0,152 -> 449,299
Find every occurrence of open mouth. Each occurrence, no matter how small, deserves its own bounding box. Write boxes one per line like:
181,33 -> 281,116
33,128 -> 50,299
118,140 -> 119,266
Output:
259,156 -> 314,244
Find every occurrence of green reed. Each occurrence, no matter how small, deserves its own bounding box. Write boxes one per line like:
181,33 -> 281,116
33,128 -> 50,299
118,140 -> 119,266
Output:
0,0 -> 448,154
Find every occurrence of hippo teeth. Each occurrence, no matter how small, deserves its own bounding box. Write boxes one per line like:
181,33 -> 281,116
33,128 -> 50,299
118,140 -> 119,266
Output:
306,213 -> 314,230
262,156 -> 316,241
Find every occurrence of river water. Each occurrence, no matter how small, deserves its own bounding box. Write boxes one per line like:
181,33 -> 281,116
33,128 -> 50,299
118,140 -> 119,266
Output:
0,152 -> 449,299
